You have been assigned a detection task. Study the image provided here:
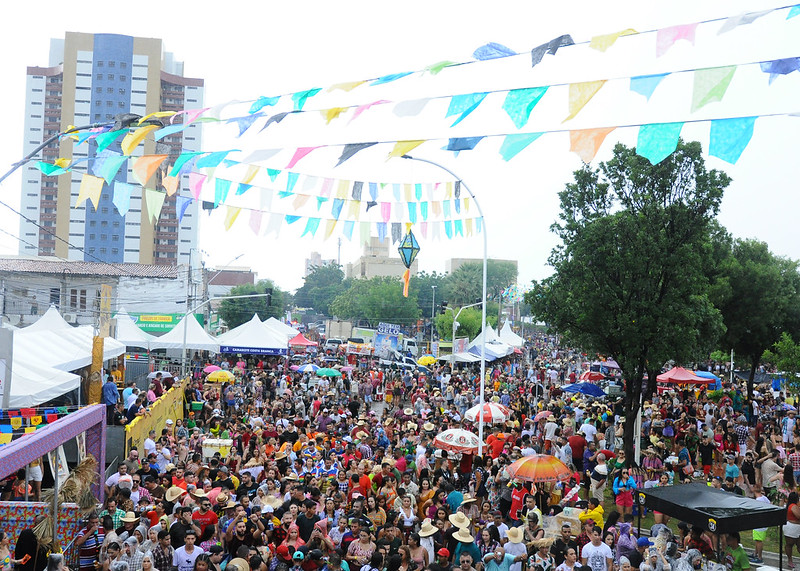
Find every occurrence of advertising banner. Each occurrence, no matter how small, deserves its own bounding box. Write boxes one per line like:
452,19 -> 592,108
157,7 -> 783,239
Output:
125,378 -> 187,456
454,337 -> 469,353
374,333 -> 399,358
128,313 -> 204,333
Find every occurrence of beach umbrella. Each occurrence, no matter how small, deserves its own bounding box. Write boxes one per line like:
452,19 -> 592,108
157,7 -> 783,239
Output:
433,429 -> 484,454
417,356 -> 436,366
203,365 -> 221,373
562,382 -> 605,398
207,370 -> 235,382
317,368 -> 342,378
341,366 -> 355,372
579,371 -> 605,382
297,364 -> 320,373
534,410 -> 555,422
506,454 -> 572,483
464,402 -> 512,424
148,371 -> 173,379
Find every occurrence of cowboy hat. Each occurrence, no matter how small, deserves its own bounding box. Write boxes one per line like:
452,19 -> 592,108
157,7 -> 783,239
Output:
448,512 -> 471,529
406,422 -> 418,431
423,422 -> 435,432
285,473 -> 299,481
460,494 -> 477,505
419,519 -> 438,537
453,527 -> 474,543
531,537 -> 556,549
403,408 -> 414,416
165,487 -> 186,502
120,511 -> 140,523
215,493 -> 229,505
506,526 -> 524,544
190,488 -> 207,497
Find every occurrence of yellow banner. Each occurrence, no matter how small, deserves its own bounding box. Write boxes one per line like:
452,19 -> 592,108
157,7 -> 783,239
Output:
125,378 -> 187,456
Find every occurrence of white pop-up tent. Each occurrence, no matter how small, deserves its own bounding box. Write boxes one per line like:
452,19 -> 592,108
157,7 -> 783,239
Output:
149,313 -> 220,352
499,322 -> 525,347
263,317 -> 299,339
114,307 -> 156,349
467,325 -> 515,361
8,361 -> 81,408
217,314 -> 288,355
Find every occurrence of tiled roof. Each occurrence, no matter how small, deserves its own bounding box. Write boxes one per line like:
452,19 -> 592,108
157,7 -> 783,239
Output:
0,257 -> 179,278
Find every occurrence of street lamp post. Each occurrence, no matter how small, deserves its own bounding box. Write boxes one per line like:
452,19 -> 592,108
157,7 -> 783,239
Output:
402,154 -> 488,455
180,293 -> 273,376
446,301 -> 482,355
430,285 -> 437,350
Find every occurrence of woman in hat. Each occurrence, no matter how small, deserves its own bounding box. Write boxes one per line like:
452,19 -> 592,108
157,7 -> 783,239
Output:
458,494 -> 480,522
528,537 -> 556,571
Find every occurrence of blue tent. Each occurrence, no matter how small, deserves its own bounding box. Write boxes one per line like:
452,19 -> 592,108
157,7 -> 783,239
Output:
694,370 -> 721,390
562,382 -> 605,397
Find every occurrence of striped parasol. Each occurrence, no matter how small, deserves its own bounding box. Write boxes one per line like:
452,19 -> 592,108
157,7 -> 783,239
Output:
464,402 -> 512,423
433,429 -> 484,453
506,454 -> 572,483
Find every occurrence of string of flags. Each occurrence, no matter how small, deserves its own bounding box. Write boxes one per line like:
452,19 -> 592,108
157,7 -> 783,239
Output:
0,407 -> 69,445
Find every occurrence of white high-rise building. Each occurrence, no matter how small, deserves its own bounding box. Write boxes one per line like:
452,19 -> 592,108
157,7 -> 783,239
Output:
19,32 -> 203,266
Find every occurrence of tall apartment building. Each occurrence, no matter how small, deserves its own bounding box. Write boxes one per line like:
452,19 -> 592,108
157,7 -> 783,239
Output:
19,32 -> 204,265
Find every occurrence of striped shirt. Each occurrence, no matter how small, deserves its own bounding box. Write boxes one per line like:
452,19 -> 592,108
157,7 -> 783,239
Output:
77,526 -> 105,571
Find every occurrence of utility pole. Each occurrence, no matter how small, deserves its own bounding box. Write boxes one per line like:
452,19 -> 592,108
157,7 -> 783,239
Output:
337,237 -> 342,266
430,285 -> 436,350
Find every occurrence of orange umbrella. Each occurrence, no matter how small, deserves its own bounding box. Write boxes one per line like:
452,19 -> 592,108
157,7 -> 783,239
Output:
506,454 -> 572,483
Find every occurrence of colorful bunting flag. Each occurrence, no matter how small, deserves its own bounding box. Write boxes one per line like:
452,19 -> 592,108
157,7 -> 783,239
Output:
292,194 -> 311,210
709,117 -> 757,164
789,5 -> 800,18
329,81 -> 366,92
499,133 -> 543,161
324,219 -> 338,240
112,182 -> 134,216
473,42 -> 517,61
250,95 -> 280,114
223,206 -> 241,230
260,111 -> 299,131
502,87 -> 549,129
76,174 -> 104,211
636,122 -> 684,164
343,220 -> 355,240
321,107 -> 349,124
446,93 -> 489,126
569,127 -> 616,163
760,58 -> 800,83
444,220 -> 453,239
248,209 -> 263,234
350,100 -> 390,122
564,80 -> 607,122
144,188 -> 166,223
169,151 -> 201,177
120,124 -> 159,155
656,23 -> 698,57
196,150 -> 236,169
94,153 -> 128,184
336,143 -> 377,167
95,129 -> 127,152
589,29 -> 637,52
228,114 -> 261,137
286,147 -> 321,169
10,417 -> 22,430
391,223 -> 401,244
371,72 -> 413,85
332,199 -> 344,220
444,137 -> 484,152
188,172 -> 207,200
235,183 -> 252,197
302,217 -> 321,237
291,88 -> 322,110
177,196 -> 192,222
393,99 -> 431,117
132,154 -> 167,186
531,35 -> 574,67
425,61 -> 456,75
163,175 -> 179,197
266,213 -> 283,236
630,74 -> 668,100
408,202 -> 417,223
691,66 -> 737,112
718,9 -> 773,34
215,179 -> 232,207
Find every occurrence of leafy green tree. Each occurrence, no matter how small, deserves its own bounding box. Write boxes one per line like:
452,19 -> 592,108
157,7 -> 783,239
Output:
434,307 -> 498,341
329,276 -> 421,327
525,141 -> 729,462
709,238 -> 800,399
763,333 -> 800,392
218,280 -> 285,329
408,271 -> 448,318
294,264 -> 346,315
443,261 -> 518,306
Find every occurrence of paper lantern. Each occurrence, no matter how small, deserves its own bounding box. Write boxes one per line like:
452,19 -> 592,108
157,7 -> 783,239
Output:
397,230 -> 420,297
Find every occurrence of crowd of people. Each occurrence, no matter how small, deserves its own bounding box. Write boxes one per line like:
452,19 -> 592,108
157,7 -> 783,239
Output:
3,331 -> 797,571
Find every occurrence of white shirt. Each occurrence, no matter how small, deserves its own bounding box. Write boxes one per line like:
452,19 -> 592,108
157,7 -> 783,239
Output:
144,437 -> 156,457
581,541 -> 613,571
488,521 -> 509,540
579,423 -> 598,443
173,545 -> 204,571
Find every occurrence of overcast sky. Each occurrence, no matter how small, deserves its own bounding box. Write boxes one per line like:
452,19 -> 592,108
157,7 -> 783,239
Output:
0,0 -> 797,293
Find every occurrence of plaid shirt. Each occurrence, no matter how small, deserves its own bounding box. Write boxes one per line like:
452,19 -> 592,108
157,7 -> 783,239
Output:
124,549 -> 144,571
790,452 -> 800,472
151,544 -> 174,571
735,424 -> 749,446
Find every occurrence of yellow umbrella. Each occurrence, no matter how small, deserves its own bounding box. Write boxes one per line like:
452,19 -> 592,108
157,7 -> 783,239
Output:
417,356 -> 436,366
207,370 -> 235,382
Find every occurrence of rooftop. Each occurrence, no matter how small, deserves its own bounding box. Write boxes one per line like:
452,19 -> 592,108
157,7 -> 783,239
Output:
0,257 -> 179,278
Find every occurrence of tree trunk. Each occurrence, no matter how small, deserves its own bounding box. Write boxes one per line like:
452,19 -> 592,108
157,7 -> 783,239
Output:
623,371 -> 644,468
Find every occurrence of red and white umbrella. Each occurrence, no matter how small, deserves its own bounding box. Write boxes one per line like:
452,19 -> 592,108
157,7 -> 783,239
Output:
464,402 -> 512,424
433,429 -> 484,453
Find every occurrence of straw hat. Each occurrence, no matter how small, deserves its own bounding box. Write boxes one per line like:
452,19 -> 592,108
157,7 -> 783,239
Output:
460,494 -> 477,505
215,493 -> 229,506
506,526 -> 524,544
419,519 -> 438,537
448,512 -> 471,529
285,473 -> 299,481
165,487 -> 186,502
275,451 -> 288,460
403,408 -> 414,416
406,422 -> 418,431
190,488 -> 207,497
120,511 -> 140,523
423,422 -> 436,432
531,537 -> 556,549
453,527 -> 474,543
356,431 -> 369,440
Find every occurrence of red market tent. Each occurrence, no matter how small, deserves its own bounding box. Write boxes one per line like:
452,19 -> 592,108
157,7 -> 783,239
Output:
656,366 -> 712,385
579,371 -> 605,382
289,333 -> 318,347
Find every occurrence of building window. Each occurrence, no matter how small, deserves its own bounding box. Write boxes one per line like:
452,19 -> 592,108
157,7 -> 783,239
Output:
108,61 -> 115,68
49,287 -> 60,307
89,233 -> 95,239
70,289 -> 77,309
120,75 -> 127,82
108,74 -> 114,80
107,87 -> 113,94
96,73 -> 103,80
112,248 -> 119,254
99,248 -> 107,254
120,62 -> 127,68
96,87 -> 102,93
95,100 -> 101,106
118,102 -> 124,108
118,88 -> 125,95
98,61 -> 104,67
80,289 -> 87,310
106,101 -> 113,107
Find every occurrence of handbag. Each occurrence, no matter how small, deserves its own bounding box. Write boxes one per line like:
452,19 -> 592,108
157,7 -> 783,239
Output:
682,462 -> 694,476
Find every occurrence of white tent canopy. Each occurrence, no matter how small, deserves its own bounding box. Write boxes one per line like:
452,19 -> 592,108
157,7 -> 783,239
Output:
8,361 -> 81,408
468,325 -> 515,360
439,352 -> 481,363
114,307 -> 156,349
499,322 -> 525,347
149,314 -> 220,351
217,314 -> 288,355
263,317 -> 299,339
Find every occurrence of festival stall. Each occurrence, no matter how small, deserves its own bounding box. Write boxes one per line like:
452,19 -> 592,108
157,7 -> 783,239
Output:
263,316 -> 300,339
149,313 -> 220,352
113,307 -> 156,349
498,321 -> 525,347
656,366 -> 714,394
216,314 -> 288,355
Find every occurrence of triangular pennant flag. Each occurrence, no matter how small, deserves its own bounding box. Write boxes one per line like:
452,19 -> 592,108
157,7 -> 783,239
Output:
173,107 -> 209,125
388,140 -> 424,159
154,123 -> 188,141
691,66 -> 737,112
569,127 -> 616,163
391,223 -> 401,244
302,217 -> 321,237
321,107 -> 349,124
789,5 -> 800,18
377,222 -> 388,242
718,9 -> 773,34
352,181 -> 363,201
292,194 -> 311,210
287,146 -> 323,169
366,200 -> 377,211
324,219 -> 338,240
163,175 -> 179,197
169,151 -> 202,177
371,72 -> 413,85
446,92 -> 489,126
656,23 -> 698,57
188,172 -> 206,200
249,95 -> 280,114
120,124 -> 159,155
709,117 -> 756,164
473,42 -> 517,60
235,183 -> 252,196
95,153 -> 128,184
332,198 -> 344,220
286,172 -> 299,192
316,196 -> 329,210
359,221 -> 371,246
291,88 -> 322,110
465,218 -> 473,236
589,29 -> 637,52
444,220 -> 453,239
421,201 -> 428,221
760,58 -> 800,84
499,133 -> 543,161
95,129 -> 127,152
302,175 -> 318,192
214,179 -> 232,207
343,220 -> 355,240
285,215 -> 301,224
228,114 -> 261,136
393,99 -> 431,117
112,182 -> 134,216
36,161 -> 67,176
350,100 -> 390,123
241,149 -> 280,163
132,154 -> 167,186
176,195 -> 192,222
329,81 -> 366,92
454,219 -> 463,236
530,35 -> 574,67
425,60 -> 457,74
144,188 -> 166,223
266,212 -> 283,236
408,202 -> 417,223
224,206 -> 241,230
630,74 -> 668,100
260,111 -> 299,131
266,168 -> 280,182
564,80 -> 607,122
196,150 -> 236,169
76,174 -> 105,211
636,122 -> 684,164
502,87 -> 549,129
336,143 -> 377,167
444,137 -> 484,152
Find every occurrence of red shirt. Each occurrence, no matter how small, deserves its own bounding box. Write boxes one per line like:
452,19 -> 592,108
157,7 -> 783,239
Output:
192,509 -> 218,536
568,435 -> 586,461
510,486 -> 530,521
486,434 -> 506,459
